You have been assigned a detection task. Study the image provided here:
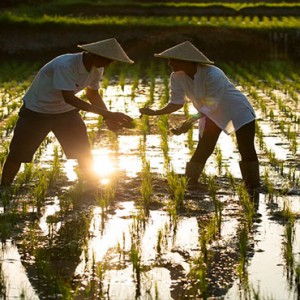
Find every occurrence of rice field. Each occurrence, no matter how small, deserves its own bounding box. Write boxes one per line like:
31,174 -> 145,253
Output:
0,59 -> 299,299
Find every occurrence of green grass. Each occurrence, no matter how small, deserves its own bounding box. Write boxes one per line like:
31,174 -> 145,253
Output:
1,10 -> 300,30
1,0 -> 300,31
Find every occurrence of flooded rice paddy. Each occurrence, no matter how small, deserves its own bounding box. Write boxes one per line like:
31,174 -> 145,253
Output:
0,60 -> 299,299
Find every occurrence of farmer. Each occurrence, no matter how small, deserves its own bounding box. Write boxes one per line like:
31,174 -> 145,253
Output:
139,41 -> 259,193
0,38 -> 134,187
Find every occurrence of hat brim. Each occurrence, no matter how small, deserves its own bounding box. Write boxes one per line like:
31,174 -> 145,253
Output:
154,53 -> 214,65
78,45 -> 134,64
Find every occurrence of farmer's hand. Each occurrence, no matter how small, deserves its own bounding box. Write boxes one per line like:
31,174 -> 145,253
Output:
139,107 -> 157,116
105,112 -> 133,131
171,119 -> 194,135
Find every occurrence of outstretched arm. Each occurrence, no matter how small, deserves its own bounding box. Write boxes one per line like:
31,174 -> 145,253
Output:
62,90 -> 133,130
85,88 -> 108,110
139,103 -> 183,116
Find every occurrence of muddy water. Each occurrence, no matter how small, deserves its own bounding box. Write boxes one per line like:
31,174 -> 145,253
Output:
0,74 -> 300,299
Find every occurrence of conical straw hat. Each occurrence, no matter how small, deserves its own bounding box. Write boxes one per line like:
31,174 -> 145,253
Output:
78,38 -> 134,64
154,41 -> 214,64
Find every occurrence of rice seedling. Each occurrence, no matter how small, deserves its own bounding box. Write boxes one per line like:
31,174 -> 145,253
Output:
158,114 -> 169,162
237,225 -> 250,280
32,172 -> 49,214
189,216 -> 220,299
189,254 -> 208,299
166,167 -> 187,213
208,176 -> 223,235
15,163 -> 35,188
215,147 -> 223,175
0,186 -> 13,213
140,159 -> 152,215
281,200 -> 296,286
117,232 -> 127,266
237,183 -> 256,229
263,168 -> 275,196
0,142 -> 9,168
225,166 -> 236,190
48,146 -> 61,186
129,215 -> 145,295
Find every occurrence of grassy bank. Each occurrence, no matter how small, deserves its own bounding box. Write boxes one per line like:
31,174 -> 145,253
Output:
1,1 -> 300,61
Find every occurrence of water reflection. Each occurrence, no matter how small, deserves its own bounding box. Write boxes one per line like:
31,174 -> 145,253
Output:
1,62 -> 300,300
0,241 -> 39,299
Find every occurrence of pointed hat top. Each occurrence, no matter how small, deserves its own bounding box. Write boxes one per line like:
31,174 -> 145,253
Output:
78,38 -> 134,64
154,41 -> 214,64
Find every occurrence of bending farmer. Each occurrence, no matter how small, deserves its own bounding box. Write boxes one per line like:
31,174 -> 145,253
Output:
1,38 -> 134,187
139,41 -> 259,193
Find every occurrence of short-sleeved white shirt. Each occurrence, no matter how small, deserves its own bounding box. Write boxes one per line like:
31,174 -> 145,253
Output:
23,53 -> 103,114
169,64 -> 255,135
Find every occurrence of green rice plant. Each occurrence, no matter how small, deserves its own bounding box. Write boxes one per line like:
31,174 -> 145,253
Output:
117,232 -> 126,265
237,225 -> 249,279
290,134 -> 298,155
166,168 -> 187,212
145,62 -> 156,105
33,172 -> 49,214
255,123 -> 265,150
138,138 -> 152,214
188,254 -> 208,299
0,142 -> 9,168
208,176 -> 223,235
3,114 -> 18,136
95,192 -> 109,226
129,215 -> 144,293
130,242 -> 142,293
129,63 -> 141,97
158,114 -> 169,160
48,146 -> 61,186
200,217 -> 219,262
225,166 -> 236,190
139,114 -> 150,139
140,159 -> 152,215
237,183 -> 256,229
59,189 -> 76,215
96,181 -> 117,230
94,262 -> 107,299
282,200 -> 296,284
106,130 -> 119,153
187,128 -> 195,154
15,163 -> 35,188
263,168 -> 275,196
0,185 -> 13,212
188,217 -> 219,298
118,69 -> 126,91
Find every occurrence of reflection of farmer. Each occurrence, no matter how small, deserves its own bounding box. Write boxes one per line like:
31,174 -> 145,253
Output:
1,38 -> 133,187
140,41 -> 259,193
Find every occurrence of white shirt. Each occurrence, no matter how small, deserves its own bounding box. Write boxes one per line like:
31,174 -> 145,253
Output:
169,64 -> 255,135
23,53 -> 103,114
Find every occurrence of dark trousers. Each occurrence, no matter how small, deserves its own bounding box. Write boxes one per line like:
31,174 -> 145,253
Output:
191,117 -> 258,164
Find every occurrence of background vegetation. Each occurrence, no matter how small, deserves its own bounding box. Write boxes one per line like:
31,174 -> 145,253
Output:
0,0 -> 300,63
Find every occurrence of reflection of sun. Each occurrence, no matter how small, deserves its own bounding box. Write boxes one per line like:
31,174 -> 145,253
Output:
93,154 -> 114,177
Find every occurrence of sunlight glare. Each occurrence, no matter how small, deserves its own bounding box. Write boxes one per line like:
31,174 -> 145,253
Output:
93,152 -> 115,177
